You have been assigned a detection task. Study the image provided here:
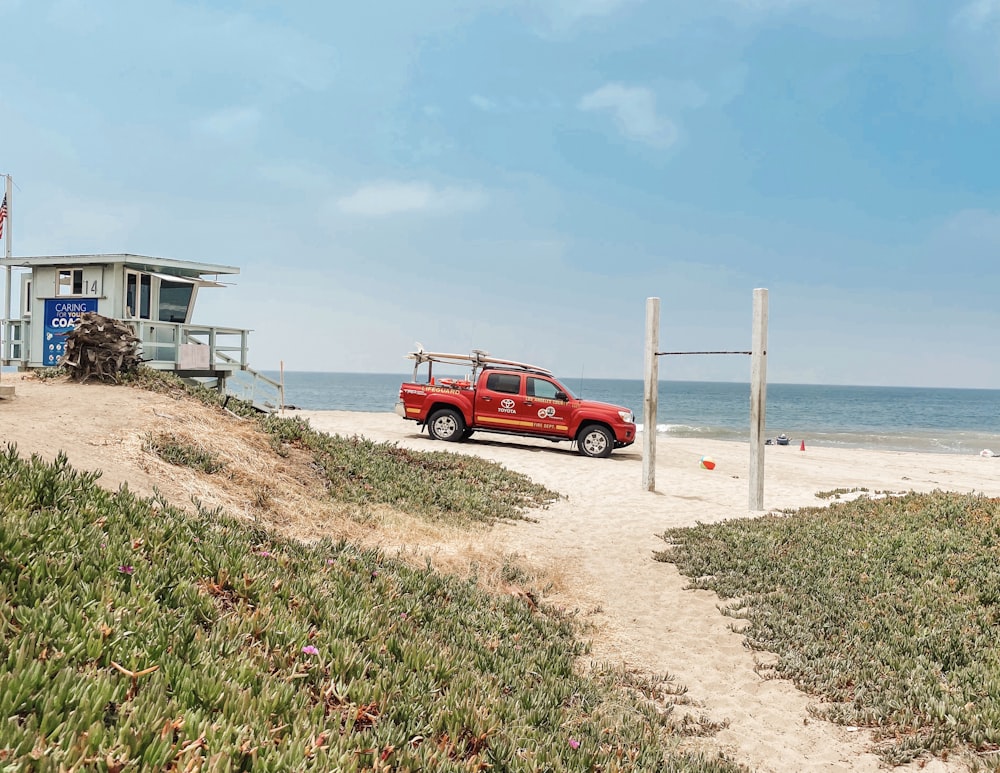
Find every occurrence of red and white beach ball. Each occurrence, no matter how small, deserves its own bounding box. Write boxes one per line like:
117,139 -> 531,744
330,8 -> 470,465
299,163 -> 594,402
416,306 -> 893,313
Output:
700,456 -> 716,470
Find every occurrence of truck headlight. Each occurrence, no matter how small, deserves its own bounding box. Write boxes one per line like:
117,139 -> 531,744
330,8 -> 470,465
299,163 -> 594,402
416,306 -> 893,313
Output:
619,410 -> 634,423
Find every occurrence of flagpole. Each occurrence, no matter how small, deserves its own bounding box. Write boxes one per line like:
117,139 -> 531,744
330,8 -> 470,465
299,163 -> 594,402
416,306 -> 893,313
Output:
2,174 -> 10,373
3,174 -> 10,319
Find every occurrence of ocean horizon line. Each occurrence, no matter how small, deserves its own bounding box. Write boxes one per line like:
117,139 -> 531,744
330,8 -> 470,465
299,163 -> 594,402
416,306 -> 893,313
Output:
258,369 -> 1000,394
3,364 -> 996,392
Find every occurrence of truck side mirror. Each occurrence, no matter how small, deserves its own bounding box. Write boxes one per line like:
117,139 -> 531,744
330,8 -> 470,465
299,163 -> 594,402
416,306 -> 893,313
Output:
555,391 -> 568,401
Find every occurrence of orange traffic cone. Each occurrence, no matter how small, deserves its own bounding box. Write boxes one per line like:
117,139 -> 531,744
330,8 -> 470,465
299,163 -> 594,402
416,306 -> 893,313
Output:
800,440 -> 806,451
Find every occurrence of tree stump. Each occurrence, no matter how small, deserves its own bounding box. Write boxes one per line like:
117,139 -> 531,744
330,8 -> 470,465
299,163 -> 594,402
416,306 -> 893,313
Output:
60,312 -> 143,383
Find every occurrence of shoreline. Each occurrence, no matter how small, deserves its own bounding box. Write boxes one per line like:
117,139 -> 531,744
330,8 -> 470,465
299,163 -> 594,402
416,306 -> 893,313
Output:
656,426 -> 1000,456
284,408 -> 1000,458
295,410 -> 1000,512
256,372 -> 1000,453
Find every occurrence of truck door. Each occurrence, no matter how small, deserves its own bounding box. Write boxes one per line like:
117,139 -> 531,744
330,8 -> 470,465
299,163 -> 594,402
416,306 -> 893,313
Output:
524,376 -> 571,436
474,372 -> 534,433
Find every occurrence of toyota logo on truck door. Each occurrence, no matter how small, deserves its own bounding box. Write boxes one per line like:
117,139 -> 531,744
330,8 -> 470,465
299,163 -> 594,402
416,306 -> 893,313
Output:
499,399 -> 516,414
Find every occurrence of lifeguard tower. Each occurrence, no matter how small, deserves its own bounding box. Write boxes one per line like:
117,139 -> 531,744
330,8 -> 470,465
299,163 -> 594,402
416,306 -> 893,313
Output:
1,253 -> 280,406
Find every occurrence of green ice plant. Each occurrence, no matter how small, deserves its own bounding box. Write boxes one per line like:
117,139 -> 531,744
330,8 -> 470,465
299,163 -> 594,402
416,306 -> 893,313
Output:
252,411 -> 560,524
31,367 -> 67,381
657,491 -> 1000,766
143,432 -> 226,474
0,445 -> 741,772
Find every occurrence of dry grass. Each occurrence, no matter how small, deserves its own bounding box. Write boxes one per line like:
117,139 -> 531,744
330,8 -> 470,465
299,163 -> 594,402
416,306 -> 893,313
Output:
116,391 -> 565,604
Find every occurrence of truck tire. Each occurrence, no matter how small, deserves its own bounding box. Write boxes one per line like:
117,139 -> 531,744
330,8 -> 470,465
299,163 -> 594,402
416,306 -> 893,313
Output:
578,424 -> 613,458
428,408 -> 465,442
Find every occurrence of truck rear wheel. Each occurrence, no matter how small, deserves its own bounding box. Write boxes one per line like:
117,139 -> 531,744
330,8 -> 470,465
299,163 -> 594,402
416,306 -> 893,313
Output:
578,424 -> 613,458
428,408 -> 465,442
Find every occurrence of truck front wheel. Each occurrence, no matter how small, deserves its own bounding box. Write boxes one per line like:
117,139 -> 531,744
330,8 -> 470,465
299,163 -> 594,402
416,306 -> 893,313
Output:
428,408 -> 465,442
578,424 -> 613,458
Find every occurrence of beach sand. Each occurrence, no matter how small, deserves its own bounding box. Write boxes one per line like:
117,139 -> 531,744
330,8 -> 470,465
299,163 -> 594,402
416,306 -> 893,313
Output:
3,372 -> 997,772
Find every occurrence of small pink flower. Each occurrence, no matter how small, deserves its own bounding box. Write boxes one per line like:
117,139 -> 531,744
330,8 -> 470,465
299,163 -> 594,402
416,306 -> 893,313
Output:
400,612 -> 408,620
568,738 -> 580,750
301,645 -> 319,656
326,559 -> 335,565
118,565 -> 134,575
258,550 -> 272,557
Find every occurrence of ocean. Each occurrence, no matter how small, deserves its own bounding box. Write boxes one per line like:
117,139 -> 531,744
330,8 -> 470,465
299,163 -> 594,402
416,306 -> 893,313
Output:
257,371 -> 1000,457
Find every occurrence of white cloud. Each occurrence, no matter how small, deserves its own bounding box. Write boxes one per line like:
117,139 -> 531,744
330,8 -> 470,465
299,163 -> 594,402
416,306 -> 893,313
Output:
470,94 -> 500,112
544,0 -> 637,19
335,181 -> 488,217
954,0 -> 1000,29
523,0 -> 642,34
192,107 -> 262,139
578,83 -> 678,147
951,0 -> 1000,90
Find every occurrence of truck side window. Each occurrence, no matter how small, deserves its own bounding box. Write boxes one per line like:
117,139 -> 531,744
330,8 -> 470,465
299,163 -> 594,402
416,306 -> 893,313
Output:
528,378 -> 561,400
486,373 -> 521,394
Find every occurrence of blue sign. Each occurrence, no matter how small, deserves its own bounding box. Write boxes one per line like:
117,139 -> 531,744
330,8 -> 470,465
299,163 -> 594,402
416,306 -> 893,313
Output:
43,298 -> 98,366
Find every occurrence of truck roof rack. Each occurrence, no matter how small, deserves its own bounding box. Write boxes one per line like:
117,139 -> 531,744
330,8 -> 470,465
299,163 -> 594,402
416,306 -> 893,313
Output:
406,346 -> 552,376
480,363 -> 553,376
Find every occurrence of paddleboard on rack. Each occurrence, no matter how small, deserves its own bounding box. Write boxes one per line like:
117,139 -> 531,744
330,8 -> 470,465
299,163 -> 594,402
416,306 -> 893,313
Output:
406,345 -> 551,375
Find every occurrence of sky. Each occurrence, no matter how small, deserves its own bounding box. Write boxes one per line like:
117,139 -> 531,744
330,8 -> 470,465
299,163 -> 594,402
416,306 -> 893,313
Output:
2,0 -> 1000,387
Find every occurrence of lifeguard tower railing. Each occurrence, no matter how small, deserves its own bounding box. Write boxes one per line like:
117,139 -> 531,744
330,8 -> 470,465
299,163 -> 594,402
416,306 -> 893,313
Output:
1,318 -> 27,363
2,317 -> 283,412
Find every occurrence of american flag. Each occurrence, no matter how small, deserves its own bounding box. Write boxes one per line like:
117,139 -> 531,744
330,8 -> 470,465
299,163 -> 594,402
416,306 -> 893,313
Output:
0,194 -> 6,240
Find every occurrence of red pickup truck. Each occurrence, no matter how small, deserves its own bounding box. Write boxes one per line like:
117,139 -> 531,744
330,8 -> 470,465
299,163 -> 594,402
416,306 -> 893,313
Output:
395,348 -> 636,458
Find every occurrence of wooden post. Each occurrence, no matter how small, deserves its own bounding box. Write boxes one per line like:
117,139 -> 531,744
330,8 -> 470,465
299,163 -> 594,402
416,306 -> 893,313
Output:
279,360 -> 286,414
642,297 -> 660,492
749,288 -> 768,511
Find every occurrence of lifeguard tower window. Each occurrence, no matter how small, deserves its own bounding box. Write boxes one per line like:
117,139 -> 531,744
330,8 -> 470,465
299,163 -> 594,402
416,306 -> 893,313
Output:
126,272 -> 152,319
58,269 -> 85,296
158,280 -> 194,323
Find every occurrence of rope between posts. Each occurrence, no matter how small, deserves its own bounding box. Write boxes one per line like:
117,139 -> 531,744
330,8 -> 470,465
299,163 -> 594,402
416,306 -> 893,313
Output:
655,350 -> 759,356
